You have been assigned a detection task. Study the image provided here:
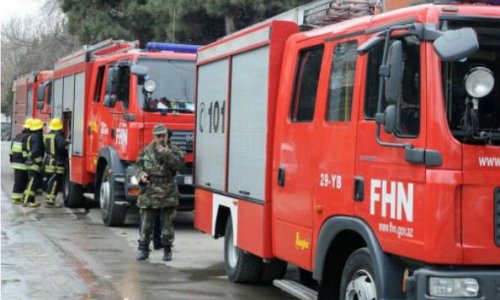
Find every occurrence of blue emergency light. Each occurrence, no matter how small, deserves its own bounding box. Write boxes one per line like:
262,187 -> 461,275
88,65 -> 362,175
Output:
145,42 -> 200,53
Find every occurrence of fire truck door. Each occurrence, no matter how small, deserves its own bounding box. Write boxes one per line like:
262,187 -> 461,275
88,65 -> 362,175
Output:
273,45 -> 325,269
88,65 -> 107,171
354,39 -> 426,253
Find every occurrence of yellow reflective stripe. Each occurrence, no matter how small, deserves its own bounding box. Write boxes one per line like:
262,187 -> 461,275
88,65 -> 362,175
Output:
11,142 -> 23,153
12,193 -> 23,200
44,134 -> 56,155
56,167 -> 65,174
26,136 -> 32,151
49,180 -> 58,198
34,157 -> 43,163
30,165 -> 41,171
45,166 -> 56,173
12,163 -> 28,170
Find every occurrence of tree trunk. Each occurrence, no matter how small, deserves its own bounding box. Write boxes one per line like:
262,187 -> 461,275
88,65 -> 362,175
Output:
224,12 -> 237,34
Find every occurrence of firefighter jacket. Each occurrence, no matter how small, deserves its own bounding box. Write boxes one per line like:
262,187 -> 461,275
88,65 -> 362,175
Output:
10,130 -> 30,170
134,141 -> 184,209
44,130 -> 66,164
27,130 -> 45,171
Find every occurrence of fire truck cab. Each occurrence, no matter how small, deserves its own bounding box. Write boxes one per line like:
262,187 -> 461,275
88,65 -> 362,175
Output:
194,1 -> 500,299
53,40 -> 196,226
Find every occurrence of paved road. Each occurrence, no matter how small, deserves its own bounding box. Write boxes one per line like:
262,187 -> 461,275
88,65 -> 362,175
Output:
1,142 -> 295,300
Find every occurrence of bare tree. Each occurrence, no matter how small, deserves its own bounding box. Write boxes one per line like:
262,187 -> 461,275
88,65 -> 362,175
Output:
1,0 -> 80,117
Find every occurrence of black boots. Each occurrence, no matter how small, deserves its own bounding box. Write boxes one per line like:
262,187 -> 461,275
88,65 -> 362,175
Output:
153,240 -> 163,250
163,246 -> 172,262
137,241 -> 150,261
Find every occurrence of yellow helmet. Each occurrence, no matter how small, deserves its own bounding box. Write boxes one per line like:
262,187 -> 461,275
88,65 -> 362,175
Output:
30,119 -> 44,131
49,118 -> 63,131
23,118 -> 34,129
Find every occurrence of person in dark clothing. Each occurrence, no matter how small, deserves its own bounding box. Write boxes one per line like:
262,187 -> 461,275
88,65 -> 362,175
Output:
23,119 -> 45,207
10,118 -> 33,204
43,118 -> 66,208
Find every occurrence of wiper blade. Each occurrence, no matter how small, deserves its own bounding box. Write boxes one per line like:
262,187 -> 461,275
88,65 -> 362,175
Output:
479,131 -> 500,145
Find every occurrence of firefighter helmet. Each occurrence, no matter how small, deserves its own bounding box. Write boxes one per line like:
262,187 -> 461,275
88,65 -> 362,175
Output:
23,118 -> 34,129
49,118 -> 63,131
30,119 -> 44,131
153,124 -> 168,136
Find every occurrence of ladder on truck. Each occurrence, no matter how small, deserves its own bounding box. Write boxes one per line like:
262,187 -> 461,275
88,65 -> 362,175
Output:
54,39 -> 138,71
224,0 -> 381,39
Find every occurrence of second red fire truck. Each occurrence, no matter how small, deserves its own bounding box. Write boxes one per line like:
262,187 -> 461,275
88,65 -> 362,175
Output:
52,39 -> 197,226
194,0 -> 500,299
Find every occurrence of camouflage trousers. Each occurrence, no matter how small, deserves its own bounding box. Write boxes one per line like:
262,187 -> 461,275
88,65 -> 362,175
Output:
139,207 -> 177,247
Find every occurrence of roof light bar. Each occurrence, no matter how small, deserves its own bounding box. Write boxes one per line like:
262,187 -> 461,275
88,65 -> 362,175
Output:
145,42 -> 200,53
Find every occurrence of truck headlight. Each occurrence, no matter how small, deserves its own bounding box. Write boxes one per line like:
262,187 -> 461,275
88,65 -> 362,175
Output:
428,277 -> 479,298
130,175 -> 139,185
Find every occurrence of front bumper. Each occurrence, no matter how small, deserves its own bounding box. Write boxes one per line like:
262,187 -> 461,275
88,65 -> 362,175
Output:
407,267 -> 500,300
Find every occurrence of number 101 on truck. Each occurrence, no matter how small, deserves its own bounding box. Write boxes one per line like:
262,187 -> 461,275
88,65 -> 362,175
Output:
193,1 -> 500,299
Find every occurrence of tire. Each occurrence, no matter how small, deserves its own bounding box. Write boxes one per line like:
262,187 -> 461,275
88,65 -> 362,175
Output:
100,167 -> 127,226
63,162 -> 84,208
260,259 -> 287,283
340,248 -> 377,300
224,217 -> 262,283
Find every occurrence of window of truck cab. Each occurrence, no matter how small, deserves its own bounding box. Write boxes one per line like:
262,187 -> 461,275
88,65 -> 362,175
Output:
327,41 -> 357,122
136,59 -> 195,113
441,17 -> 500,145
290,45 -> 324,122
364,36 -> 421,138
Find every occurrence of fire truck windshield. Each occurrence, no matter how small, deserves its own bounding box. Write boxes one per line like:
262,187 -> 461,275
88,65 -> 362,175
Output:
442,18 -> 500,145
137,59 -> 195,113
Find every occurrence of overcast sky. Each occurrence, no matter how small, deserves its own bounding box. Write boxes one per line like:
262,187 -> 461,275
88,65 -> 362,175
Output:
0,0 -> 43,25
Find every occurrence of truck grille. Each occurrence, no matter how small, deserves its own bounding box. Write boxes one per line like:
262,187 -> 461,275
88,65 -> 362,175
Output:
495,187 -> 500,247
170,130 -> 193,154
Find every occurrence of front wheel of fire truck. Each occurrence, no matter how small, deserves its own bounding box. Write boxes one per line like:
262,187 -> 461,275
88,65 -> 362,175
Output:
339,248 -> 377,300
224,217 -> 262,283
100,167 -> 127,226
63,161 -> 84,208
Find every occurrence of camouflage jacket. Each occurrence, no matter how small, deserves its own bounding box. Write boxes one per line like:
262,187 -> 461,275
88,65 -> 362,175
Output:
134,141 -> 184,208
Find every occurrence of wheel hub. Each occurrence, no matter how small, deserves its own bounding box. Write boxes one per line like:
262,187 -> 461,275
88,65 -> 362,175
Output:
100,180 -> 110,213
345,270 -> 377,300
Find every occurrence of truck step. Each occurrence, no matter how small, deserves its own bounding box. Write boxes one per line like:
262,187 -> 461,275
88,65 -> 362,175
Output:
273,279 -> 317,300
83,193 -> 95,200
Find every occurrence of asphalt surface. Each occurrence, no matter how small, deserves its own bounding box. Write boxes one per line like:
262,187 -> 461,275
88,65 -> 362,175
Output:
1,141 -> 295,300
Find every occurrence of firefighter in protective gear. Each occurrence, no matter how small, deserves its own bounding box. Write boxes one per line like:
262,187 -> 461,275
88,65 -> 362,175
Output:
43,118 -> 66,208
23,118 -> 45,207
9,118 -> 33,204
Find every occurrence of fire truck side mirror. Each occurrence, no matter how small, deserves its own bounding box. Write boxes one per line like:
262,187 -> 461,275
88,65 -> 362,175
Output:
37,85 -> 45,102
131,64 -> 149,78
375,105 -> 397,134
384,41 -> 403,105
433,28 -> 478,62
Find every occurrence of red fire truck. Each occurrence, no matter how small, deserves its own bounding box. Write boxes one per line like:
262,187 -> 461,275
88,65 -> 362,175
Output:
53,39 -> 197,226
194,1 -> 500,299
11,70 -> 54,136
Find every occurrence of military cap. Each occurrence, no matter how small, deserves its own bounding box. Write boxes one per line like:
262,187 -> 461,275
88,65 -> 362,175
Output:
153,124 -> 168,136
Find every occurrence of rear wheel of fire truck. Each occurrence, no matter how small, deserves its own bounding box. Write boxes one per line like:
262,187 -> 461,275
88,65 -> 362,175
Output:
100,167 -> 127,226
339,248 -> 377,300
260,259 -> 287,283
224,217 -> 262,283
63,162 -> 84,208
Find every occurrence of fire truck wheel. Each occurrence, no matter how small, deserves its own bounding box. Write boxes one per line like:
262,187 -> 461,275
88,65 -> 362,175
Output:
339,248 -> 377,300
63,165 -> 84,208
260,259 -> 287,283
100,168 -> 127,226
224,218 -> 262,283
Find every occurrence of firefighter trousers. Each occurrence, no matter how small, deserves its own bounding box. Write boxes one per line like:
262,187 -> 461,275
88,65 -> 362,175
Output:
23,167 -> 43,205
12,169 -> 28,203
45,161 -> 65,202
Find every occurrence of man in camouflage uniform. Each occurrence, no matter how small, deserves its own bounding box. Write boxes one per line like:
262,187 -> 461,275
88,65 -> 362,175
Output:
135,124 -> 184,261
